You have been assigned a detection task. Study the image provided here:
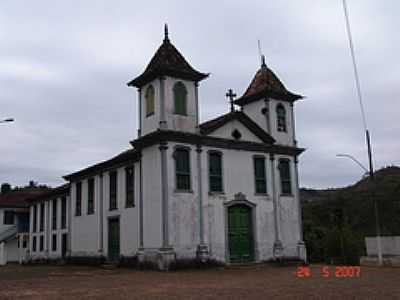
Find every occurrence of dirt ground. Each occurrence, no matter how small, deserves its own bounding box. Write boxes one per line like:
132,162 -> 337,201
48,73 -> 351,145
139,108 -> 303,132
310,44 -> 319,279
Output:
0,264 -> 399,300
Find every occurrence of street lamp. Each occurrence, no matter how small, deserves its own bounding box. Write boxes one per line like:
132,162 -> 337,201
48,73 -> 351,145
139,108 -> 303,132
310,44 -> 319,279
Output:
336,153 -> 383,265
336,154 -> 368,174
0,118 -> 14,123
341,0 -> 383,266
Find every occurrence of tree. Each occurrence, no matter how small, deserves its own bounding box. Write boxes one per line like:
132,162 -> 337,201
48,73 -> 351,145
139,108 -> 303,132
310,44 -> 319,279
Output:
1,183 -> 12,194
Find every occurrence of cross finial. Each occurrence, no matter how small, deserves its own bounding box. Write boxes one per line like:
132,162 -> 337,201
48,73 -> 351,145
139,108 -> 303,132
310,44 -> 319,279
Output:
164,23 -> 169,42
226,89 -> 237,112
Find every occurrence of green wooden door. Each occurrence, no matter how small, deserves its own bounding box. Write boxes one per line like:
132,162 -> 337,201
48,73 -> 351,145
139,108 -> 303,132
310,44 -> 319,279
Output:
108,218 -> 120,262
228,205 -> 254,262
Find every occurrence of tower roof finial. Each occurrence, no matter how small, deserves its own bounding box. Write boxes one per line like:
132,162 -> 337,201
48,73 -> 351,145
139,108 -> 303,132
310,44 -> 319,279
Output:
261,54 -> 266,67
164,23 -> 169,42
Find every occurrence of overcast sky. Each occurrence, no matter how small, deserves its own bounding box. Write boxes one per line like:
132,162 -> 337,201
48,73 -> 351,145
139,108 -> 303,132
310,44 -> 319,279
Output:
1,0 -> 399,189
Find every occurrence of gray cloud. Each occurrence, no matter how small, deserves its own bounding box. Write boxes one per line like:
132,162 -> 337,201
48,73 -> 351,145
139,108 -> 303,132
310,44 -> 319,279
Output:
1,0 -> 399,188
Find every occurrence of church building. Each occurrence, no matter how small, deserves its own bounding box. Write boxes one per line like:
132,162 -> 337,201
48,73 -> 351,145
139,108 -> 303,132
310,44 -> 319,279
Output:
27,26 -> 306,270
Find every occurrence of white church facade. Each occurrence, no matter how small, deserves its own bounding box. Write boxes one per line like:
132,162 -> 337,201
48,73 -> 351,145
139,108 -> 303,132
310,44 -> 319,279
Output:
26,27 -> 306,269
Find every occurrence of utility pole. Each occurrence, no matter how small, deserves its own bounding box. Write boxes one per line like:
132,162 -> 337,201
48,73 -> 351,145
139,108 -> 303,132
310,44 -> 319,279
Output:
341,0 -> 383,266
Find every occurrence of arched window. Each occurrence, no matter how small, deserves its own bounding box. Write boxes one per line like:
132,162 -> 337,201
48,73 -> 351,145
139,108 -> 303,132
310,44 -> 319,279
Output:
276,104 -> 287,132
145,85 -> 155,117
173,82 -> 187,115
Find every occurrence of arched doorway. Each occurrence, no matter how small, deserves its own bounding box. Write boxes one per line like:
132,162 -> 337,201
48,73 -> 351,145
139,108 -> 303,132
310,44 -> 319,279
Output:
228,205 -> 254,262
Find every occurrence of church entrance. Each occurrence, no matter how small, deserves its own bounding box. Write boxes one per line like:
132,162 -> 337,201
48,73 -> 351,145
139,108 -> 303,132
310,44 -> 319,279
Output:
228,205 -> 254,263
108,218 -> 120,262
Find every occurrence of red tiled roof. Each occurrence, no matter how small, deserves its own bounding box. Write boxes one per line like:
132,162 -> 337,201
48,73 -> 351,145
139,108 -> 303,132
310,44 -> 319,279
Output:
127,32 -> 208,87
0,190 -> 48,208
200,111 -> 275,144
26,184 -> 70,203
234,61 -> 303,106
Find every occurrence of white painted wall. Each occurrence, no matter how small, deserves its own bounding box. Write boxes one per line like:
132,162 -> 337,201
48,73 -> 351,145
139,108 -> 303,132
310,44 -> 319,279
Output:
142,145 -> 162,249
71,180 -> 99,256
269,99 -> 295,146
141,80 -> 161,136
366,236 -> 400,256
242,100 -> 268,133
208,119 -> 263,143
164,77 -> 197,133
164,141 -> 302,262
102,165 -> 140,258
140,77 -> 197,136
242,98 -> 296,147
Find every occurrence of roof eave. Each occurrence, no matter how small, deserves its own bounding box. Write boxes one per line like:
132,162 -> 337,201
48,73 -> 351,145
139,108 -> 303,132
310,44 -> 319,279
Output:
234,89 -> 304,106
127,70 -> 209,88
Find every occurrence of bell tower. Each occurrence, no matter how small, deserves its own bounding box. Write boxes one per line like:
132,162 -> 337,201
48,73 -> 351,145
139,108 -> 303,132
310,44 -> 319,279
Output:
127,25 -> 209,137
233,57 -> 303,147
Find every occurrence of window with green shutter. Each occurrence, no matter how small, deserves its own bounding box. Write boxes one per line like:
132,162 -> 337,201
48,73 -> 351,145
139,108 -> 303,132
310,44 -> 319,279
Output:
33,205 -> 37,232
61,197 -> 67,229
125,166 -> 134,208
52,199 -> 57,230
279,159 -> 292,195
254,156 -> 267,194
39,203 -> 45,232
87,178 -> 95,214
52,234 -> 57,251
173,82 -> 187,115
175,148 -> 191,191
145,85 -> 155,117
109,171 -> 118,210
75,182 -> 82,216
208,151 -> 223,192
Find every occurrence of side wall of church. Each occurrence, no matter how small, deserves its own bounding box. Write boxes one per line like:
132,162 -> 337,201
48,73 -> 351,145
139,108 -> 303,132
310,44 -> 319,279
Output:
71,179 -> 100,256
142,145 -> 163,249
70,162 -> 141,258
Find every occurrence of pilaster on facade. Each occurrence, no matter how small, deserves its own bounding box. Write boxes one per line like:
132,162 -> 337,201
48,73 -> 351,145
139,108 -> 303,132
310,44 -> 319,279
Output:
159,142 -> 171,248
195,144 -> 209,261
294,156 -> 307,262
269,153 -> 283,258
138,153 -> 144,249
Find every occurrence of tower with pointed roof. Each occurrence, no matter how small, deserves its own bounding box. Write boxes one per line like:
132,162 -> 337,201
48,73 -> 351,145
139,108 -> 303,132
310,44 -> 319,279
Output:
128,25 -> 208,137
234,56 -> 303,147
31,27 -> 307,270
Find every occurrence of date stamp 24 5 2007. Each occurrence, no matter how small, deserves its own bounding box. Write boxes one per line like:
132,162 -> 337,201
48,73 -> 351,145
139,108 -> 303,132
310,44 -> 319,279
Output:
295,266 -> 361,278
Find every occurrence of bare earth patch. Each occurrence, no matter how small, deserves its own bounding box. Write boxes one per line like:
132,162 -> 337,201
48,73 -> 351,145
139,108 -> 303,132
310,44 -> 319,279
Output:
0,264 -> 399,299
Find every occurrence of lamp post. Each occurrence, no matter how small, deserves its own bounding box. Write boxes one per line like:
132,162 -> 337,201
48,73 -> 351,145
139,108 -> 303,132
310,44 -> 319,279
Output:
0,118 -> 14,124
341,0 -> 383,266
336,153 -> 383,266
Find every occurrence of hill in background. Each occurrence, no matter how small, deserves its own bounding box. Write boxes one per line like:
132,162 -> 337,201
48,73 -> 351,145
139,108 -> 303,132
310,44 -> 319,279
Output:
301,166 -> 400,264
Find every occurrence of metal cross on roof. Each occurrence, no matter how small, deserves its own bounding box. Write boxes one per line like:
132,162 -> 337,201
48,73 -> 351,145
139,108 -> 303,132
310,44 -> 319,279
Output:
226,89 -> 236,112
